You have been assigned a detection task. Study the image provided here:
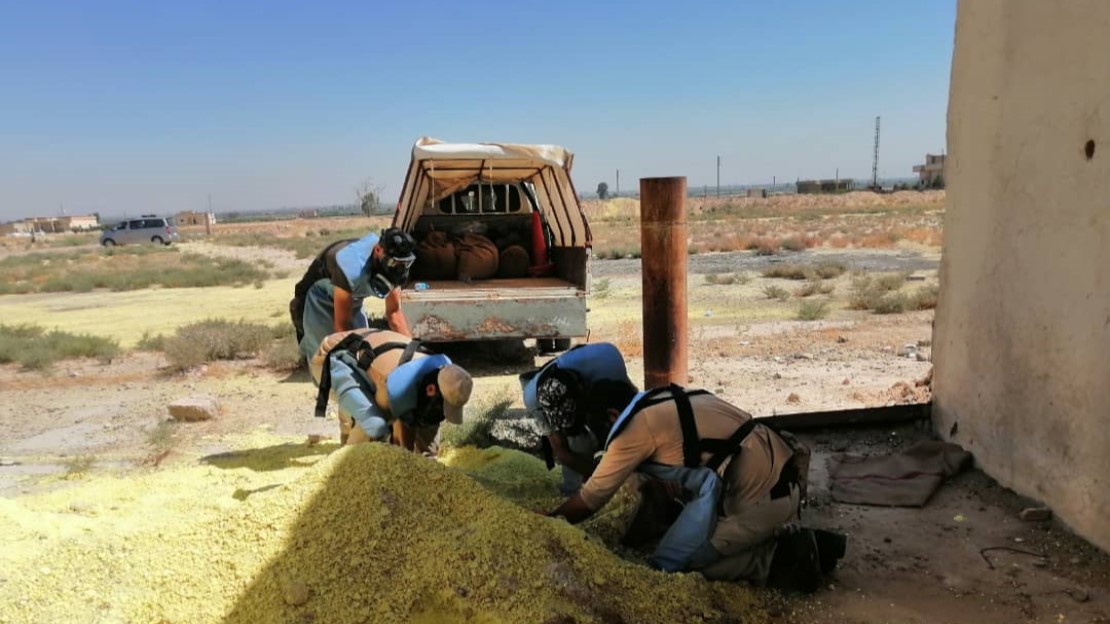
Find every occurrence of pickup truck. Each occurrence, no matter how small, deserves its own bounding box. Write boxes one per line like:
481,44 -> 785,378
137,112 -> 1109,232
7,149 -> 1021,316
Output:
392,138 -> 591,350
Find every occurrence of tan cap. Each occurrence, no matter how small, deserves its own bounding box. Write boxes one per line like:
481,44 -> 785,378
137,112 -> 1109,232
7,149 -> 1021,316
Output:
437,364 -> 473,425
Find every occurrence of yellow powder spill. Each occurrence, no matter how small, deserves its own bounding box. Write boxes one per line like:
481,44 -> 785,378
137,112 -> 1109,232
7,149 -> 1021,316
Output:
0,439 -> 766,624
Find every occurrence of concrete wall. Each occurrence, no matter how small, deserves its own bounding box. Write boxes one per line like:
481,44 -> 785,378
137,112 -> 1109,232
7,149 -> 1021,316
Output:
934,0 -> 1110,552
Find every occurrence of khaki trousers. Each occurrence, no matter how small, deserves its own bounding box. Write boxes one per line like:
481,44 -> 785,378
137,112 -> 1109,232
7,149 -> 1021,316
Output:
694,484 -> 801,583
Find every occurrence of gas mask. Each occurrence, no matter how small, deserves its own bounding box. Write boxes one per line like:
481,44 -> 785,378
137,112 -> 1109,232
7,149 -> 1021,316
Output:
368,253 -> 415,298
367,228 -> 416,298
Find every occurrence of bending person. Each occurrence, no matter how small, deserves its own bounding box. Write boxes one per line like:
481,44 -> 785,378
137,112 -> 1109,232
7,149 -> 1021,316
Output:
309,328 -> 473,453
291,228 -> 416,360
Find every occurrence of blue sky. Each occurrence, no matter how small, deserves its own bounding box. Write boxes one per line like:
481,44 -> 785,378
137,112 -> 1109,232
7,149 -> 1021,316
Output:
0,1 -> 956,220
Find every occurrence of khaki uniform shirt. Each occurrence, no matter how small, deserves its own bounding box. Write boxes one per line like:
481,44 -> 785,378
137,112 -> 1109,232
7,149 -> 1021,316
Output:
579,390 -> 794,511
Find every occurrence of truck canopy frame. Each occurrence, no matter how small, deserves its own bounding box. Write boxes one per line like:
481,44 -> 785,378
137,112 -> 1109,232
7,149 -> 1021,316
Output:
393,137 -> 592,247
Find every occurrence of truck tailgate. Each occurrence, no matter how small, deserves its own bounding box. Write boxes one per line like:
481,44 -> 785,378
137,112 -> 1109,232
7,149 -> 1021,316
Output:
399,278 -> 587,341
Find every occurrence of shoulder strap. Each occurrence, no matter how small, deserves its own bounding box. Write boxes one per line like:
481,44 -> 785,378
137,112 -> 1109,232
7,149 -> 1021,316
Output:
660,385 -> 757,471
704,419 -> 758,472
671,384 -> 701,468
315,333 -> 373,418
398,339 -> 429,365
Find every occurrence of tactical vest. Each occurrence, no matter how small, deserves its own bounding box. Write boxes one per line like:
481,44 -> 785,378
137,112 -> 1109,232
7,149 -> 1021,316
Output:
521,342 -> 629,413
607,384 -> 808,503
333,232 -> 382,300
312,329 -> 442,423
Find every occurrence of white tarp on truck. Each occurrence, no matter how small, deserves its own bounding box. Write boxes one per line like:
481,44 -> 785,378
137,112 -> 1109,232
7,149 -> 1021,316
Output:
393,137 -> 591,247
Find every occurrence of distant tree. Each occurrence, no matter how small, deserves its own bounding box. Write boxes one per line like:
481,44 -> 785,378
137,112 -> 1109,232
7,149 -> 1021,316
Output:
596,182 -> 609,200
930,174 -> 945,190
356,178 -> 384,216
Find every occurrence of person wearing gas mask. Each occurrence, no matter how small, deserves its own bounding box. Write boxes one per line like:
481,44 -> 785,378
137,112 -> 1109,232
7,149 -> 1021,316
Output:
290,228 -> 417,361
309,328 -> 473,452
519,342 -> 637,495
543,383 -> 846,594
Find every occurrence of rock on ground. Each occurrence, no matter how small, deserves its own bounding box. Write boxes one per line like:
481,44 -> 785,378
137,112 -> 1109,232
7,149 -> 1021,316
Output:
168,396 -> 221,422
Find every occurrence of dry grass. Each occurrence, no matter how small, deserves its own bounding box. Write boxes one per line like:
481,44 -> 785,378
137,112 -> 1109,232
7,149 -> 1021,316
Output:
796,300 -> 831,321
848,274 -> 938,314
0,247 -> 269,294
587,192 -> 944,260
762,285 -> 790,301
762,261 -> 846,281
614,319 -> 643,358
162,319 -> 274,371
794,279 -> 835,298
704,273 -> 750,286
0,324 -> 121,370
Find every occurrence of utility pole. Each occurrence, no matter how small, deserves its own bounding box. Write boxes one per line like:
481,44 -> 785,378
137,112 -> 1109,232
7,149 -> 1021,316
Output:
716,155 -> 721,198
206,194 -> 213,236
872,115 -> 881,190
616,169 -> 620,198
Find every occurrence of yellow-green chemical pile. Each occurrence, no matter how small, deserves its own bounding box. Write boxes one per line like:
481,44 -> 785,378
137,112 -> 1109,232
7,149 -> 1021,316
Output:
0,440 -> 766,624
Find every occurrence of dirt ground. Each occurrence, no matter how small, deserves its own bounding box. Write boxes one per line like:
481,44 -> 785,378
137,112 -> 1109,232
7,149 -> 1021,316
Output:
0,233 -> 1106,623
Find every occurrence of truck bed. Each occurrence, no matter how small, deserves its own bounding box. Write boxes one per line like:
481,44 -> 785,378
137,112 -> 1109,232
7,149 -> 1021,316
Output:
399,277 -> 586,341
401,277 -> 579,299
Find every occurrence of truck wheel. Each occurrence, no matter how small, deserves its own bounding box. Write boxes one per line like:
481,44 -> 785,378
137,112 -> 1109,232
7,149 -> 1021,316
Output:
538,338 -> 572,354
151,236 -> 164,245
102,239 -> 117,247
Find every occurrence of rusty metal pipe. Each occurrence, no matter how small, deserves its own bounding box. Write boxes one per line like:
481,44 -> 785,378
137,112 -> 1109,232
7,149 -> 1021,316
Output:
640,177 -> 688,389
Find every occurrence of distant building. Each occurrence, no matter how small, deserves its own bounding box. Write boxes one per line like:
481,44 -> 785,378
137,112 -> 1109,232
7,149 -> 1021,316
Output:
796,179 -> 855,194
0,214 -> 99,235
0,221 -> 32,235
746,188 -> 768,199
913,153 -> 946,186
175,211 -> 217,226
59,215 -> 99,231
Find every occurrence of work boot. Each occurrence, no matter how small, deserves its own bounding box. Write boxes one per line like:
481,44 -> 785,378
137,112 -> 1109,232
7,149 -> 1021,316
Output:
813,529 -> 847,575
766,527 -> 821,594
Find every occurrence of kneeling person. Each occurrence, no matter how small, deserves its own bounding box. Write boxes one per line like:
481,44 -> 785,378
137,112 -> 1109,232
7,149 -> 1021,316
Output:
545,383 -> 841,593
310,328 -> 473,453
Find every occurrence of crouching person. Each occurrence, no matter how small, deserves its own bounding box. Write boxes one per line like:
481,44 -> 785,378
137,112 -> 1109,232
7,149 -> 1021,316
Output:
309,328 -> 473,453
520,342 -> 637,494
544,383 -> 844,593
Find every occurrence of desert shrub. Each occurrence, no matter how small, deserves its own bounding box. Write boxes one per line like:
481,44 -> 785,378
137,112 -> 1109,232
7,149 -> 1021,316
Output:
794,279 -> 834,298
911,283 -> 940,310
592,278 -> 612,299
0,324 -> 120,370
752,239 -> 780,256
162,319 -> 272,371
763,261 -> 847,281
796,300 -> 830,321
135,331 -> 168,351
875,272 -> 908,291
872,292 -> 910,315
264,338 -> 306,372
848,273 -> 911,311
614,319 -> 643,358
813,261 -> 847,279
762,264 -> 810,280
705,272 -> 750,286
780,237 -> 807,252
762,285 -> 790,301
